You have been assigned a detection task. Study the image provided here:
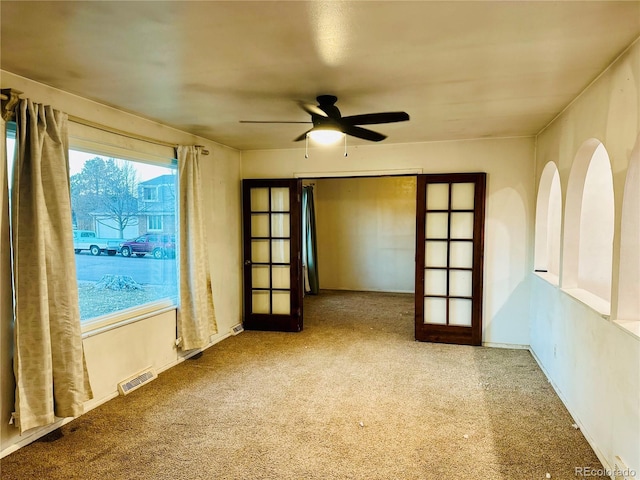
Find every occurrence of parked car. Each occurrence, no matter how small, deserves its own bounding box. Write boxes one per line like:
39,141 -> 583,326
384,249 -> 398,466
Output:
73,230 -> 120,256
119,233 -> 176,259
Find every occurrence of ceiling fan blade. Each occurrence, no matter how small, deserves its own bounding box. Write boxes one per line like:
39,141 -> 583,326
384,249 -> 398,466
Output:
341,112 -> 410,125
298,101 -> 328,118
239,120 -> 312,124
342,125 -> 387,142
294,129 -> 314,142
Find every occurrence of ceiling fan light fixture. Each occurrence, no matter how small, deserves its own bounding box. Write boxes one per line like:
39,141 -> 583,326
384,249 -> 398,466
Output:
307,127 -> 344,145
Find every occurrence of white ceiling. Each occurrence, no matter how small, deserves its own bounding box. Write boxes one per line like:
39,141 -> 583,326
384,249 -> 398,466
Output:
1,1 -> 639,151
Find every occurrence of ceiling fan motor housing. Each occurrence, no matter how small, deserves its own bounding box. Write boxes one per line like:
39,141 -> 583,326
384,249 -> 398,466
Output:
316,95 -> 341,119
241,94 -> 409,142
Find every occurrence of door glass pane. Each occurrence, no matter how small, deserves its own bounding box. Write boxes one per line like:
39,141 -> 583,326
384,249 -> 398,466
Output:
272,291 -> 291,314
426,212 -> 449,238
271,213 -> 290,237
251,240 -> 270,263
451,183 -> 475,210
424,297 -> 447,324
449,270 -> 473,297
271,187 -> 290,212
450,212 -> 474,239
424,269 -> 447,296
271,239 -> 290,263
251,188 -> 269,211
252,291 -> 270,314
425,241 -> 448,268
450,241 -> 473,268
252,265 -> 270,288
426,183 -> 449,210
272,266 -> 290,289
449,299 -> 472,326
251,214 -> 269,237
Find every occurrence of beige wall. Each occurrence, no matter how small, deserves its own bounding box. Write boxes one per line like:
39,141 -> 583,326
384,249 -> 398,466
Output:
531,41 -> 640,473
242,135 -> 536,348
0,71 -> 243,456
314,176 -> 416,293
3,36 -> 637,472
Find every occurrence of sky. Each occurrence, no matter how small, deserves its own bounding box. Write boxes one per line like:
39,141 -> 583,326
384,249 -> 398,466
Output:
5,138 -> 173,183
69,150 -> 174,182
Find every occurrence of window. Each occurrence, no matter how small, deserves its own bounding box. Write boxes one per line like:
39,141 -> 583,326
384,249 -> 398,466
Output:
4,124 -> 178,331
143,186 -> 158,201
563,140 -> 614,315
5,122 -> 15,186
69,147 -> 178,325
147,215 -> 163,231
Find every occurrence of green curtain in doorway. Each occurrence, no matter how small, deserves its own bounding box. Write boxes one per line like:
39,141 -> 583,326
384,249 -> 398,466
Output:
302,185 -> 319,294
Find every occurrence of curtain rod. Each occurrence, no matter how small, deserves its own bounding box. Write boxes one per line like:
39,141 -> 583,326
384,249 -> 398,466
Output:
1,88 -> 209,155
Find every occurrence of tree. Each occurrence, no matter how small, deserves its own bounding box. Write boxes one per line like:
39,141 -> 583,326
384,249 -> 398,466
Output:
70,157 -> 108,229
70,157 -> 141,238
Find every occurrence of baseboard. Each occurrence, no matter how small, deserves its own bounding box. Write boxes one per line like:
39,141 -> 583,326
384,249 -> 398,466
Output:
0,329 -> 233,459
528,347 -> 613,476
0,416 -> 75,459
172,330 -> 232,368
482,342 -> 529,349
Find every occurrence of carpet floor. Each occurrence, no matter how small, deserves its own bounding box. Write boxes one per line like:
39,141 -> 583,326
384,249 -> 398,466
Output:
0,290 -> 606,479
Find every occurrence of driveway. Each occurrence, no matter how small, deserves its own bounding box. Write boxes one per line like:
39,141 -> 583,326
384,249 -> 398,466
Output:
74,251 -> 177,285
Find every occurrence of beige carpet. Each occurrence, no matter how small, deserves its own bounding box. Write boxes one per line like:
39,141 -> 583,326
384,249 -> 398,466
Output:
1,290 -> 606,479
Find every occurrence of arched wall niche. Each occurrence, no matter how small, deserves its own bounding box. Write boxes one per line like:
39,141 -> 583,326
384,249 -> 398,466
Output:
534,161 -> 562,282
617,133 -> 640,322
563,139 -> 615,312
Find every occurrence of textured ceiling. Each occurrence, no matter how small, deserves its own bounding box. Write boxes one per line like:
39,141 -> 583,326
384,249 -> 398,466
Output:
2,1 -> 639,150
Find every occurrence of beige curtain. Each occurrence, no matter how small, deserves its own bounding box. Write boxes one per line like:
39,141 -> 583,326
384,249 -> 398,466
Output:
177,145 -> 217,350
12,99 -> 92,433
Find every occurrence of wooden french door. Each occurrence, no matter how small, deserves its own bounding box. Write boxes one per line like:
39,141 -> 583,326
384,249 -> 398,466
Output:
242,179 -> 303,332
415,173 -> 486,345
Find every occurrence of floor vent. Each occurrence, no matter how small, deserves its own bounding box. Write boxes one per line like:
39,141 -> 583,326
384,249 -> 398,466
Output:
231,323 -> 244,335
118,367 -> 157,396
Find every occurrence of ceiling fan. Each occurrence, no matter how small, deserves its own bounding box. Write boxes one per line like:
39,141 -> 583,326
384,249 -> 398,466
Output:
240,95 -> 410,143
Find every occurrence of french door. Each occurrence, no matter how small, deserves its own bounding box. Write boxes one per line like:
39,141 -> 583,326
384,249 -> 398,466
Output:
415,173 -> 486,345
242,179 -> 303,332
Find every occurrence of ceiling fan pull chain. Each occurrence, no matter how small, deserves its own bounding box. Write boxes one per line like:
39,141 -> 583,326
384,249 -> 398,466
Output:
344,135 -> 348,157
305,134 -> 309,159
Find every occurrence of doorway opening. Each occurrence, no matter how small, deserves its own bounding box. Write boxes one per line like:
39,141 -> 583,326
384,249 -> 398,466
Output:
302,175 -> 417,337
243,173 -> 486,345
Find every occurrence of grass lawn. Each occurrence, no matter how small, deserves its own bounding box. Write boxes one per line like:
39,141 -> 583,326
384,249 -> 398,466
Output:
78,281 -> 177,321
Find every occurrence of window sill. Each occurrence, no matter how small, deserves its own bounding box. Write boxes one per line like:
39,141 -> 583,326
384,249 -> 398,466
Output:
81,300 -> 177,339
613,320 -> 640,341
561,287 -> 610,319
533,270 -> 559,286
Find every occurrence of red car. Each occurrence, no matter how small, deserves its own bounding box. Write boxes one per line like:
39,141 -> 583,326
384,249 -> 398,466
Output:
119,234 -> 176,259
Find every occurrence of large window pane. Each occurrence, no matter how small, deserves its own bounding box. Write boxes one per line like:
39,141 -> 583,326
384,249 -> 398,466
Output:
69,150 -> 178,322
